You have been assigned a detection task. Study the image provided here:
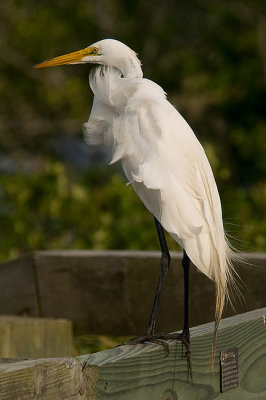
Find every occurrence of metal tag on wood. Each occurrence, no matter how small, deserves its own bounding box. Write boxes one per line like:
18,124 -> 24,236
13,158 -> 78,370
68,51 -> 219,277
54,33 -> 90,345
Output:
220,347 -> 238,392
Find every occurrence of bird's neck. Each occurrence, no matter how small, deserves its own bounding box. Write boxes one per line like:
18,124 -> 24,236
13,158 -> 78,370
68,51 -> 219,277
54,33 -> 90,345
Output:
120,55 -> 143,79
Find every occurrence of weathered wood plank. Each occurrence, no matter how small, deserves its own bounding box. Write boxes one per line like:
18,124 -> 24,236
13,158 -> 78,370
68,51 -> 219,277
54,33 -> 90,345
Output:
30,250 -> 266,335
0,254 -> 38,316
0,358 -> 85,400
0,308 -> 265,399
79,308 -> 266,399
0,316 -> 73,358
0,251 -> 265,335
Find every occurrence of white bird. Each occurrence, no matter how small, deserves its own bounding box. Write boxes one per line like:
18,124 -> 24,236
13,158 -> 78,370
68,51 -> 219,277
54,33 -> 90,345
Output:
35,39 -> 237,368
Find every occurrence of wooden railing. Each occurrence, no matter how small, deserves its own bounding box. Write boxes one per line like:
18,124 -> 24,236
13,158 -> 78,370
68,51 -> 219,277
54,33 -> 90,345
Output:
0,308 -> 266,399
0,251 -> 265,335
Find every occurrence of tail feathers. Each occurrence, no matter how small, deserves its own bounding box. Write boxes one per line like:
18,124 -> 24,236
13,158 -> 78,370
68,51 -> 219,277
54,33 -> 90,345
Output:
211,240 -> 242,367
183,234 -> 241,367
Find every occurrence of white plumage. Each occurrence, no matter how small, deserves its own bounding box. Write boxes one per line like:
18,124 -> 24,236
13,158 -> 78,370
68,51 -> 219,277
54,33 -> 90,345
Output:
83,59 -> 235,328
35,38 -> 236,337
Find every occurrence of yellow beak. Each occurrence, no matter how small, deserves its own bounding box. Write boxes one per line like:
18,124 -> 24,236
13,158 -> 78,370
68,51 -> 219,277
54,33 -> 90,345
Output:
34,47 -> 95,69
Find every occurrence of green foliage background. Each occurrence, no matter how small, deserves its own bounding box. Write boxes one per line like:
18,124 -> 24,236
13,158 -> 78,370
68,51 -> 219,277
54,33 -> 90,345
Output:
0,0 -> 265,261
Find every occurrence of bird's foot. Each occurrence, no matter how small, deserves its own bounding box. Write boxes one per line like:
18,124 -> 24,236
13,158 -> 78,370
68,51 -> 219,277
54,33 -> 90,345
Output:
117,331 -> 192,378
180,328 -> 192,380
118,333 -> 174,356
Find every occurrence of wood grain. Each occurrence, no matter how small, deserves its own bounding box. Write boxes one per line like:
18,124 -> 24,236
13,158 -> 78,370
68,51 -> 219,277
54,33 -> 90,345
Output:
0,308 -> 265,399
79,307 -> 266,399
0,358 -> 85,400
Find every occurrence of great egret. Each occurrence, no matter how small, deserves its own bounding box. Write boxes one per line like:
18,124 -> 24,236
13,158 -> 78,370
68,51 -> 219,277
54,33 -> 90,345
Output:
35,39 -> 237,370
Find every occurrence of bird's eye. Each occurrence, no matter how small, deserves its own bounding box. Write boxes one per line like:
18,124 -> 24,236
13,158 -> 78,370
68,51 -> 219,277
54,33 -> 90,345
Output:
92,47 -> 98,54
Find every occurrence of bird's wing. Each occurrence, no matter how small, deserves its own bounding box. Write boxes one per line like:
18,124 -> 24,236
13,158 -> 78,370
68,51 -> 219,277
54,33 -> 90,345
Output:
111,80 -> 228,281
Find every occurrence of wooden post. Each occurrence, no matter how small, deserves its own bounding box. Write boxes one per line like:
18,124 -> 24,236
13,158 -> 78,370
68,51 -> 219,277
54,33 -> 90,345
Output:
0,358 -> 85,399
0,316 -> 73,358
0,308 -> 266,399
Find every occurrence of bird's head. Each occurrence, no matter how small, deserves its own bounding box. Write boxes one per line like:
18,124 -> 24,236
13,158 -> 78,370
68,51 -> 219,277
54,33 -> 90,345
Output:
34,39 -> 143,79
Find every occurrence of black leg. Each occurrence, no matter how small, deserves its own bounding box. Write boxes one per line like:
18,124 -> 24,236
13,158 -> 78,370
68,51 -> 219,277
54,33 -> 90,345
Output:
117,221 -> 192,378
181,250 -> 192,378
146,217 -> 171,336
182,250 -> 190,341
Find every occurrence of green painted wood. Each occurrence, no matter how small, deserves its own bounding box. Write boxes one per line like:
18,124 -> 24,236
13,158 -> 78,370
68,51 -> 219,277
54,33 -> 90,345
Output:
0,308 -> 265,399
79,308 -> 266,399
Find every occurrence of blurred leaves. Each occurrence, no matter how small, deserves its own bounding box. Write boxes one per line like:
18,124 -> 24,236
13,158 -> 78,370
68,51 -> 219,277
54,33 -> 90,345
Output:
0,157 -> 265,262
0,160 -> 167,261
74,334 -> 131,355
0,0 -> 265,260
